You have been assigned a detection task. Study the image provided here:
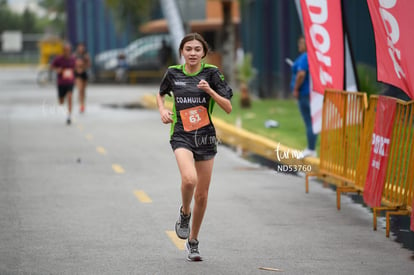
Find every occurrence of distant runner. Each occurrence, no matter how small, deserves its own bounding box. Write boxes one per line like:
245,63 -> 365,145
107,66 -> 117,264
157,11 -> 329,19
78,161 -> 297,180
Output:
74,42 -> 91,113
51,43 -> 76,125
156,33 -> 233,261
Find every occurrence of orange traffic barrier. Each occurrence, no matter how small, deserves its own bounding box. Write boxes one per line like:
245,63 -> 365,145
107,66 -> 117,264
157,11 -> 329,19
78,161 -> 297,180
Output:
369,97 -> 414,237
335,96 -> 378,208
353,96 -> 377,192
305,90 -> 368,210
315,94 -> 414,236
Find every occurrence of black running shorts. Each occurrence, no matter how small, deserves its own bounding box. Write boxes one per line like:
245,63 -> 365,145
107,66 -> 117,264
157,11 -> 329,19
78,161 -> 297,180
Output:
57,84 -> 74,99
75,71 -> 88,81
170,133 -> 217,161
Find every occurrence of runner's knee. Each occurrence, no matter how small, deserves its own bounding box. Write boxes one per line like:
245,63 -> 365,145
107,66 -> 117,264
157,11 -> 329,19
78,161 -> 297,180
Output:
194,191 -> 208,207
181,174 -> 196,190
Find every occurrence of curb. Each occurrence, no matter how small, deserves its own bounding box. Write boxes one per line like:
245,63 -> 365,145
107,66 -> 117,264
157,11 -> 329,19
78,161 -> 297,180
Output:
140,93 -> 320,173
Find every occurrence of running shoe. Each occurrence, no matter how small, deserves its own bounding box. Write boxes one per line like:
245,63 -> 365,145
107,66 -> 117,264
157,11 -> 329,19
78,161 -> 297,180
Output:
66,118 -> 71,125
186,239 -> 202,261
301,148 -> 317,158
175,206 -> 191,239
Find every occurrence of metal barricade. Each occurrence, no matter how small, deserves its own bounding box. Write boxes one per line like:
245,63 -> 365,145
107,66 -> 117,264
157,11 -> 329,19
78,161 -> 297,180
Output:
305,90 -> 368,211
329,95 -> 414,236
370,98 -> 414,236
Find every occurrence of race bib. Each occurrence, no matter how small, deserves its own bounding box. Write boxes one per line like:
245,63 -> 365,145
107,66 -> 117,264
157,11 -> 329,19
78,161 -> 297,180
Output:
62,69 -> 74,80
180,106 -> 210,132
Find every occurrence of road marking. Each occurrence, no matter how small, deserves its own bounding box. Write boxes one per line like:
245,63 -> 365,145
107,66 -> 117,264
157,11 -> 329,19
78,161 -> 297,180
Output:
259,267 -> 284,272
133,190 -> 152,203
165,231 -> 185,250
96,146 -> 107,155
77,124 -> 84,131
112,164 -> 125,174
85,134 -> 93,141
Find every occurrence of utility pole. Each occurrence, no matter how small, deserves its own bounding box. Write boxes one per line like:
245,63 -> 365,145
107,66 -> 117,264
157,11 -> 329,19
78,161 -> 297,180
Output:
221,0 -> 235,86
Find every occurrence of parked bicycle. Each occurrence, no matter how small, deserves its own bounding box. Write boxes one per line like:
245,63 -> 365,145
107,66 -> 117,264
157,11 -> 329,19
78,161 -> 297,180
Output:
36,64 -> 56,86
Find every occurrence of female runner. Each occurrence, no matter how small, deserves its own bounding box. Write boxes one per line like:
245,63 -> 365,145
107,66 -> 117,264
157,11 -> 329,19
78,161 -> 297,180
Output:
156,33 -> 232,261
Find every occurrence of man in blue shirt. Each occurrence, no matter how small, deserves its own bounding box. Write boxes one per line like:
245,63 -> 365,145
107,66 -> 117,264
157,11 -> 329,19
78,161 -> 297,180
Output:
290,35 -> 317,157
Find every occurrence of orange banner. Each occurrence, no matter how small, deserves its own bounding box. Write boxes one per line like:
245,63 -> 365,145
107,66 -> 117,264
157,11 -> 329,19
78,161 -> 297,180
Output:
363,96 -> 397,207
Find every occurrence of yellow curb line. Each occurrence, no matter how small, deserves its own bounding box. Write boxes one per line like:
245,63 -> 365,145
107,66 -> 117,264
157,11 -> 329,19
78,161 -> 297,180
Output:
165,231 -> 185,250
140,93 -> 319,172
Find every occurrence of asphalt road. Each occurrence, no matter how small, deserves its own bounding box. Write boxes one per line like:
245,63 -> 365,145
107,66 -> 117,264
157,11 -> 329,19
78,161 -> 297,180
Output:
0,66 -> 413,274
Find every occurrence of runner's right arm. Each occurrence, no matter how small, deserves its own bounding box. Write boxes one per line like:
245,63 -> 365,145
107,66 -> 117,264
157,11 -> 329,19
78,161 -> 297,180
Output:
51,58 -> 62,74
156,93 -> 173,124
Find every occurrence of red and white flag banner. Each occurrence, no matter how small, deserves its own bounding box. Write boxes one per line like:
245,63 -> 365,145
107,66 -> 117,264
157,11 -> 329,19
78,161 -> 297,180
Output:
367,0 -> 414,99
363,96 -> 397,208
300,0 -> 344,95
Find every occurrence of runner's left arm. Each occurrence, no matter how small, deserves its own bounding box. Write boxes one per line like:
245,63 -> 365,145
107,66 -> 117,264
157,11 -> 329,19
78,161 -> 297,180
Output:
85,54 -> 91,69
197,79 -> 232,113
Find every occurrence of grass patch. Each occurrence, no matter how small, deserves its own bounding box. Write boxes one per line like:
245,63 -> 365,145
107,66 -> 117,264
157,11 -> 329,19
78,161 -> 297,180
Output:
212,92 -> 320,150
164,91 -> 320,150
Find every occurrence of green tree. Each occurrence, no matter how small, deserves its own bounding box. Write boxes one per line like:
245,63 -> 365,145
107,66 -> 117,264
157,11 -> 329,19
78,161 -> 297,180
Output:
21,8 -> 38,33
38,0 -> 65,13
38,0 -> 65,36
0,6 -> 22,33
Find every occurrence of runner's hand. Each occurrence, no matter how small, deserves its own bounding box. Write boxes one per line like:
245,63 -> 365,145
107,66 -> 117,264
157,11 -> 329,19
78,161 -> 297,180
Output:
293,89 -> 299,99
160,109 -> 173,124
197,79 -> 211,93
